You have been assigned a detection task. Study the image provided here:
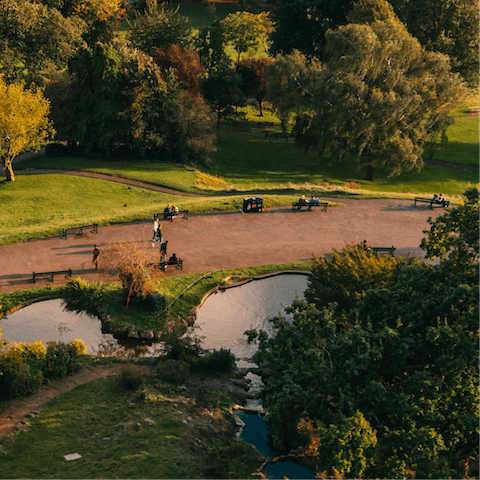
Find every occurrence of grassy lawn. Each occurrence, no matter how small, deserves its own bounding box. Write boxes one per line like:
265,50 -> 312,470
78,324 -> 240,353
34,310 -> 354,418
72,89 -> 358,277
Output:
431,117 -> 479,167
0,375 -> 261,479
0,174 -> 321,245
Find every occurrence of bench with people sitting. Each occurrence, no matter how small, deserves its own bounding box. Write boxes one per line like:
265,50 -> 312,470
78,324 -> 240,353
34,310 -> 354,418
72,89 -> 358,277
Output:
414,194 -> 449,208
292,195 -> 328,212
159,254 -> 183,272
155,205 -> 189,221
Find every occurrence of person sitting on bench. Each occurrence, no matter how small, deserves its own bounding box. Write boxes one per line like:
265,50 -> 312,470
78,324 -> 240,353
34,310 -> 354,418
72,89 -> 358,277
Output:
437,193 -> 446,205
167,253 -> 178,264
310,196 -> 320,206
362,240 -> 371,252
163,204 -> 171,220
298,195 -> 308,205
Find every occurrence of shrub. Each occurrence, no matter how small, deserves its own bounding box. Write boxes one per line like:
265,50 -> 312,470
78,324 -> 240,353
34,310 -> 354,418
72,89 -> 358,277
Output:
196,386 -> 233,410
119,364 -> 149,390
63,278 -> 107,317
344,181 -> 361,190
196,348 -> 236,375
44,341 -> 81,379
157,359 -> 190,384
0,354 -> 43,400
9,341 -> 47,360
70,338 -> 88,355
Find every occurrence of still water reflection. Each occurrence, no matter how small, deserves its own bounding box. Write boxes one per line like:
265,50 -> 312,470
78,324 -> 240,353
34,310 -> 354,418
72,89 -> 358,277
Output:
194,274 -> 309,360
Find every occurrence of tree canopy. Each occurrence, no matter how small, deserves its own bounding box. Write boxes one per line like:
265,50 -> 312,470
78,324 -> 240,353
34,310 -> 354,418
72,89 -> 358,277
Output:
293,0 -> 468,180
247,198 -> 479,477
66,42 -> 215,163
0,78 -> 54,182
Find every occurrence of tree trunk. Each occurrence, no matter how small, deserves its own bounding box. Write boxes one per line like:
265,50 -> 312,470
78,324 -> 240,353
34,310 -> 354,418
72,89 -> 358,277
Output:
259,99 -> 264,117
365,163 -> 375,182
5,162 -> 15,182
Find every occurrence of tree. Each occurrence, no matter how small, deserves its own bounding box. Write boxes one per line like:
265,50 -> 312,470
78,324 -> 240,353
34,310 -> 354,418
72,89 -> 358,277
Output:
236,57 -> 273,116
390,0 -> 479,87
421,187 -> 479,266
0,0 -> 86,82
265,50 -> 321,131
200,63 -> 246,129
152,44 -> 205,97
68,42 -> 215,163
293,0 -> 468,181
127,1 -> 194,55
197,19 -> 228,70
221,11 -> 273,62
269,0 -> 354,58
0,78 -> 54,182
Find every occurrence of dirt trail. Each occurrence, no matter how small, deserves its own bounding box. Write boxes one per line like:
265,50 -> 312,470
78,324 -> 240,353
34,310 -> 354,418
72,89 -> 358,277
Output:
0,364 -> 124,442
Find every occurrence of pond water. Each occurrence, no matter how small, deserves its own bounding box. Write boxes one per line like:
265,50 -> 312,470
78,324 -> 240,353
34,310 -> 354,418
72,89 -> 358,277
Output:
194,274 -> 309,360
0,299 -> 162,358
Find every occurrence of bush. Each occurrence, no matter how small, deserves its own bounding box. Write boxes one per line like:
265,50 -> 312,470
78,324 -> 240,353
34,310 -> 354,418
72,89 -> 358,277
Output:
44,341 -> 82,379
63,278 -> 107,317
157,359 -> 190,384
70,338 -> 87,355
0,354 -> 43,400
119,364 -> 149,390
9,341 -> 47,360
196,386 -> 233,410
130,292 -> 166,312
196,348 -> 236,375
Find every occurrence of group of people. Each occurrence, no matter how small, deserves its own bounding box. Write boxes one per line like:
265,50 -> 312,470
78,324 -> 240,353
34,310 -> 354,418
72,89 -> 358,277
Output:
299,195 -> 321,206
153,216 -> 179,267
430,193 -> 447,206
163,204 -> 179,220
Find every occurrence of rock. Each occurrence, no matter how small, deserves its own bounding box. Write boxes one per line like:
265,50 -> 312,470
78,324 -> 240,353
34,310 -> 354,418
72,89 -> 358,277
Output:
140,331 -> 154,340
127,331 -> 139,339
64,453 -> 82,461
144,418 -> 155,425
234,417 -> 246,428
232,378 -> 251,389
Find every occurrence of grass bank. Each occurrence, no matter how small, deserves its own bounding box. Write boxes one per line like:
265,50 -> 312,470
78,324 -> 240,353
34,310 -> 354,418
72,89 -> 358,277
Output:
0,375 -> 262,479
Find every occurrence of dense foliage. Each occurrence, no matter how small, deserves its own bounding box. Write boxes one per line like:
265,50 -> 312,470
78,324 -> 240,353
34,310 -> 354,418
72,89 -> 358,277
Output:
62,42 -> 215,162
248,194 -> 479,478
293,0 -> 468,180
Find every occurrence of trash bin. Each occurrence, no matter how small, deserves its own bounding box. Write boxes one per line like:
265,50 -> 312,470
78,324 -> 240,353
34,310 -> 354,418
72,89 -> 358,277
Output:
243,196 -> 263,213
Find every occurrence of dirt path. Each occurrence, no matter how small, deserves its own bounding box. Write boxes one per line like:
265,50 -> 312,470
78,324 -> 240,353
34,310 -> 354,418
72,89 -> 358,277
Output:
0,197 -> 445,293
0,363 -> 124,442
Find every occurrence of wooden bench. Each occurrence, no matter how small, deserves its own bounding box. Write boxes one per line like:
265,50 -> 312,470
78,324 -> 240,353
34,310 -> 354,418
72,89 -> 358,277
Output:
33,269 -> 72,283
467,106 -> 479,113
159,258 -> 183,272
371,247 -> 395,257
292,202 -> 328,213
154,210 -> 189,221
414,197 -> 449,208
62,224 -> 98,239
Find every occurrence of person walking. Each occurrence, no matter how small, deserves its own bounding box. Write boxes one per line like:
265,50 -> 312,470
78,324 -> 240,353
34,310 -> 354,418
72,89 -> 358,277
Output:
92,245 -> 100,270
152,218 -> 159,246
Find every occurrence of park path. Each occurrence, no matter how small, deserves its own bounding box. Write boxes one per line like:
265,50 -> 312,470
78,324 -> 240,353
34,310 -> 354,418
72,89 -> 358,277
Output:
0,197 -> 445,293
0,363 -> 124,442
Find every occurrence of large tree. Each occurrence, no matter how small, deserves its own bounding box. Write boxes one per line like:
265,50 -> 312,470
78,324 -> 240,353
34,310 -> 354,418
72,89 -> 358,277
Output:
236,57 -> 273,116
221,11 -> 273,62
265,50 -> 321,131
390,0 -> 479,87
0,0 -> 86,82
67,42 -> 215,163
269,0 -> 354,58
127,1 -> 194,55
293,0 -> 468,181
152,44 -> 205,97
0,78 -> 54,182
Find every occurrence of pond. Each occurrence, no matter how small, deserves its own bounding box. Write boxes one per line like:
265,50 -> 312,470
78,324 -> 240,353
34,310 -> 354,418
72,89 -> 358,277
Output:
194,273 -> 309,360
0,299 -> 162,358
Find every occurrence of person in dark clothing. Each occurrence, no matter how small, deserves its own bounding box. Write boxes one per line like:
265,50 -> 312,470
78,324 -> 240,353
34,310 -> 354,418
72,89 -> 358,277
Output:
92,245 -> 100,270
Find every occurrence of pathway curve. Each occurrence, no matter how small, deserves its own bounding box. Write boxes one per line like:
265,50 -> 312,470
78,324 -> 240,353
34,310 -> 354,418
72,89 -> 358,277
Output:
12,169 -> 204,197
0,363 -> 124,442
